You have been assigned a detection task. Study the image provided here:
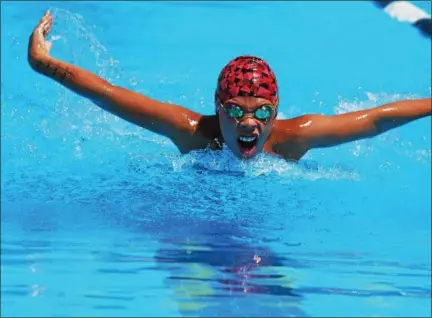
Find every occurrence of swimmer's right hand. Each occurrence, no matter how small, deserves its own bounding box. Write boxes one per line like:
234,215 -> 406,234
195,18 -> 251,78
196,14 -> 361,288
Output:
28,10 -> 53,63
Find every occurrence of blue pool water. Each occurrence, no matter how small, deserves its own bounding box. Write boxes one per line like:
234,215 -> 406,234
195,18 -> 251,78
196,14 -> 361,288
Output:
1,1 -> 431,317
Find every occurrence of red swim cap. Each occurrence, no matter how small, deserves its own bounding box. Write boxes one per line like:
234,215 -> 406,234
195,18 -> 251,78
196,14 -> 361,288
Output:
215,55 -> 278,109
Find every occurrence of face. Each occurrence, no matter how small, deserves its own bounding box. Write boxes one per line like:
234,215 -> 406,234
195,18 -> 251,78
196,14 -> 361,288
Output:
217,96 -> 277,159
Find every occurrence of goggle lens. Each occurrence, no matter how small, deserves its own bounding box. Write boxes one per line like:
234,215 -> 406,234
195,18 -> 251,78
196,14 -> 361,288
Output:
254,105 -> 273,120
224,103 -> 274,121
228,106 -> 244,119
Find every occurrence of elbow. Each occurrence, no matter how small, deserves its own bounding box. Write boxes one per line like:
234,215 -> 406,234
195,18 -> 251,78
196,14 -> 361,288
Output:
366,109 -> 392,136
374,116 -> 412,135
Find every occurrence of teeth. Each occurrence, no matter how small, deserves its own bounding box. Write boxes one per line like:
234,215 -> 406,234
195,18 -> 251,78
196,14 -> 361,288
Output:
239,136 -> 257,142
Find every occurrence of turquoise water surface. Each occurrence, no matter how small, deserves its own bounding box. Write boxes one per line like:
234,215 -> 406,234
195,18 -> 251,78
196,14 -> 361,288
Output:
1,1 -> 431,317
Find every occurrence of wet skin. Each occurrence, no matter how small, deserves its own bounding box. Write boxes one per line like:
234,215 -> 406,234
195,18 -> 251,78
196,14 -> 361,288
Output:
28,11 -> 432,161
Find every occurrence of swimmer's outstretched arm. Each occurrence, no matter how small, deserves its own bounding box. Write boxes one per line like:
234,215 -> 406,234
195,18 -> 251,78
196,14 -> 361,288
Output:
27,11 -> 202,150
287,98 -> 431,149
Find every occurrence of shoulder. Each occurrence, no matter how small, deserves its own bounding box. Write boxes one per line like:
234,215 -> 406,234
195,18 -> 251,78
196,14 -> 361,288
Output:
195,115 -> 220,139
174,115 -> 221,153
268,115 -> 325,160
272,114 -> 322,138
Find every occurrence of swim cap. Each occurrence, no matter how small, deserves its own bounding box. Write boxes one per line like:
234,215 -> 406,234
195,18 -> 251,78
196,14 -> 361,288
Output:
215,55 -> 278,111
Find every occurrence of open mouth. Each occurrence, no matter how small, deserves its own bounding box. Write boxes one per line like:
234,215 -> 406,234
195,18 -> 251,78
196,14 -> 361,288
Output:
237,135 -> 258,156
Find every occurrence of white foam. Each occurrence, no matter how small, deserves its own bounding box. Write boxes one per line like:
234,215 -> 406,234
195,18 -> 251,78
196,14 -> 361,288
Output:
170,148 -> 360,181
334,91 -> 421,114
332,92 -> 429,159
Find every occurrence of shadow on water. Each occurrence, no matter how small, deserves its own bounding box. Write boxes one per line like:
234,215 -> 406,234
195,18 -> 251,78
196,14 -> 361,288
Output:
153,244 -> 306,317
106,210 -> 309,316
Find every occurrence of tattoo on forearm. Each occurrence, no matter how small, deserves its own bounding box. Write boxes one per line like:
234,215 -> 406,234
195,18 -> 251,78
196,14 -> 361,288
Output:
35,60 -> 73,82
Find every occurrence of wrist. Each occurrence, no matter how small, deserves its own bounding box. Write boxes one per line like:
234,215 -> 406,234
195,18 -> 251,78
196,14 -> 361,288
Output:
28,52 -> 50,72
28,33 -> 50,65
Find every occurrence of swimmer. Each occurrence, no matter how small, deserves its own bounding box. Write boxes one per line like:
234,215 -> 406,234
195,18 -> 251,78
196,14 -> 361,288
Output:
28,11 -> 431,161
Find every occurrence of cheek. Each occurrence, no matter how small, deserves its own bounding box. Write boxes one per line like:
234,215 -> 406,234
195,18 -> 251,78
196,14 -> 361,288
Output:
260,121 -> 273,135
219,113 -> 236,131
219,117 -> 239,144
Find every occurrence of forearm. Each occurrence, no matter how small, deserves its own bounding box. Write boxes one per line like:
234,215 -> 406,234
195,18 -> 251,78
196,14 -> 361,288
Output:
28,53 -> 112,101
375,98 -> 431,133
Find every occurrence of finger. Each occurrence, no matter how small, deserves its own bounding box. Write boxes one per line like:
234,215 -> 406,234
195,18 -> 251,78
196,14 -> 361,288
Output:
39,20 -> 51,36
44,14 -> 53,25
42,15 -> 51,25
34,10 -> 52,34
39,20 -> 49,30
46,20 -> 53,32
46,15 -> 53,28
46,10 -> 52,22
39,10 -> 51,23
40,15 -> 51,24
42,25 -> 51,36
46,22 -> 53,34
37,18 -> 48,29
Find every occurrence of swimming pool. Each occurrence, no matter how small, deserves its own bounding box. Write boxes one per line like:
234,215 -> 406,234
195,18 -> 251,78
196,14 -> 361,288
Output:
1,1 -> 431,317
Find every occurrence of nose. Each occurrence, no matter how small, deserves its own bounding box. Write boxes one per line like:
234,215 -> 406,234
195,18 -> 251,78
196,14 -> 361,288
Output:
238,117 -> 258,133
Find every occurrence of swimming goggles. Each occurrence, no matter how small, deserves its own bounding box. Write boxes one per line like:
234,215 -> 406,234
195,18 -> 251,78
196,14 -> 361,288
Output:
219,102 -> 276,121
